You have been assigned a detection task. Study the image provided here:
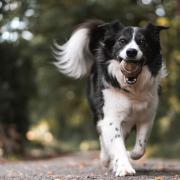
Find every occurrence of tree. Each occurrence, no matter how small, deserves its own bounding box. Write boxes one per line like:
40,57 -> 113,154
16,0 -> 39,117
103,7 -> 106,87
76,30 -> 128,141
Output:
0,0 -> 35,155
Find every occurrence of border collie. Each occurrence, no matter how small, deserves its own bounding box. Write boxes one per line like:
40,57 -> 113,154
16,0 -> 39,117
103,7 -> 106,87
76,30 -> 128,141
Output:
53,20 -> 168,176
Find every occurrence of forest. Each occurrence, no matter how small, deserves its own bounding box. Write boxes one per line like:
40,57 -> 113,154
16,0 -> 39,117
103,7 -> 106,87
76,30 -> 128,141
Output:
0,0 -> 180,159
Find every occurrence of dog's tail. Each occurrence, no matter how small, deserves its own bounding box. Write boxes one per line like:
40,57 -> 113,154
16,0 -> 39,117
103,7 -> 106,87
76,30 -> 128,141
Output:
53,20 -> 104,79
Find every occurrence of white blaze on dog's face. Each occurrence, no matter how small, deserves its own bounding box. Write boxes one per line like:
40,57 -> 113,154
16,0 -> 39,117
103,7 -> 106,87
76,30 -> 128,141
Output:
112,27 -> 147,63
119,28 -> 143,61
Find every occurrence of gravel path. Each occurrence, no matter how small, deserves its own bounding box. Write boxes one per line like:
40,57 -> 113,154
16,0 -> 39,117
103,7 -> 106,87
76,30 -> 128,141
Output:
0,151 -> 180,180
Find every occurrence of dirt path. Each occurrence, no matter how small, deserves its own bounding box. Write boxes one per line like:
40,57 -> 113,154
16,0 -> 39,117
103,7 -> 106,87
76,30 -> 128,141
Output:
0,151 -> 180,179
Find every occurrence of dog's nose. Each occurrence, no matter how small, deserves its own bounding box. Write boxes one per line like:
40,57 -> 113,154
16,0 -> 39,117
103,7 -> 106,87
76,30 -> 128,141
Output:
126,48 -> 137,58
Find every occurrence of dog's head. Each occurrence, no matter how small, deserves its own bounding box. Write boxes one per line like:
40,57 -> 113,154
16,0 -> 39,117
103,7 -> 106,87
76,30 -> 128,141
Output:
97,21 -> 168,85
113,22 -> 168,62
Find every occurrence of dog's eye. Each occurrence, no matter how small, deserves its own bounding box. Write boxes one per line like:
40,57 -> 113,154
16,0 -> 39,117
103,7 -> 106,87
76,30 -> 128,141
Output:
119,39 -> 126,44
139,39 -> 145,45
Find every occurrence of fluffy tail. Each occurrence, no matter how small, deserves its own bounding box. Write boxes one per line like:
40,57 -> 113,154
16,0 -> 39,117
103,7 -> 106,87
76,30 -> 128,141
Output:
53,20 -> 104,78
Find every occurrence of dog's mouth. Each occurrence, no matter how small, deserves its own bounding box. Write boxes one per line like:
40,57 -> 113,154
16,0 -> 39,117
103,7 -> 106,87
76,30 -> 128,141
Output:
120,60 -> 143,85
124,76 -> 138,85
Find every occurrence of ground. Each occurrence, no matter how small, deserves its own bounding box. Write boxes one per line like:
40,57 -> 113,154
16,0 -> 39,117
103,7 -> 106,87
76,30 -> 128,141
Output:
0,151 -> 180,180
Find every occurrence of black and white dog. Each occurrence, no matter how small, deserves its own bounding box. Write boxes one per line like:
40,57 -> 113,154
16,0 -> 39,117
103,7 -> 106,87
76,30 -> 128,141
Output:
53,20 -> 168,176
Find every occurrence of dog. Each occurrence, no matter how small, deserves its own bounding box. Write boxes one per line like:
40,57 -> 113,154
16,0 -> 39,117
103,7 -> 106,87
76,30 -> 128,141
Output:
53,20 -> 168,176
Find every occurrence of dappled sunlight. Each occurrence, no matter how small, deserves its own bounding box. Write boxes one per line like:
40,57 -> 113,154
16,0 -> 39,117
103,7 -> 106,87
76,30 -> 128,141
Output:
26,120 -> 54,145
80,140 -> 99,151
169,96 -> 180,111
156,17 -> 170,26
159,117 -> 171,135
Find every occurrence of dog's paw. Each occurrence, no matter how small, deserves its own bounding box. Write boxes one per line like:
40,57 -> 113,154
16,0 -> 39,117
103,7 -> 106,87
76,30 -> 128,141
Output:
130,149 -> 145,160
113,159 -> 136,176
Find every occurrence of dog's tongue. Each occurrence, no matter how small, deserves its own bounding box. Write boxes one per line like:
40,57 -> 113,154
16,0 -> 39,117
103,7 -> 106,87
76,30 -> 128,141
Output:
120,60 -> 142,85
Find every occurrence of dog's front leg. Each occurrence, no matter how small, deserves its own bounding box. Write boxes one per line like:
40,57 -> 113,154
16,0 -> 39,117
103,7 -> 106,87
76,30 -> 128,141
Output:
130,120 -> 154,160
129,93 -> 159,160
98,118 -> 135,176
99,135 -> 110,167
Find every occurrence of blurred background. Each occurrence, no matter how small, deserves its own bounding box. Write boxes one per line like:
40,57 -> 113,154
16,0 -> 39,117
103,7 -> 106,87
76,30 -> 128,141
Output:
0,0 -> 180,160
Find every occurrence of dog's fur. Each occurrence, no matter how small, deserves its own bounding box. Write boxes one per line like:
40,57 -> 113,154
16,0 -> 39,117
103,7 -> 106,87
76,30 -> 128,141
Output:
53,20 -> 168,176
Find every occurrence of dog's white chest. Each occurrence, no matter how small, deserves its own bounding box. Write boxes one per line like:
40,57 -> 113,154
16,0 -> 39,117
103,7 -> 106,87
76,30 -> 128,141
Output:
103,88 -> 150,122
102,71 -> 159,124
105,64 -> 162,122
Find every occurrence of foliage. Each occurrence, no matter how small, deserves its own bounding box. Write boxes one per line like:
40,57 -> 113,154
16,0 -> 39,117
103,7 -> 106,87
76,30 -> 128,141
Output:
0,0 -> 36,155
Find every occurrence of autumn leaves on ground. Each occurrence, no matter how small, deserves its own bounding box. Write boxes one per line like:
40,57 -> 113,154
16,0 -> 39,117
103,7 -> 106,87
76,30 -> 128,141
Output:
0,151 -> 180,180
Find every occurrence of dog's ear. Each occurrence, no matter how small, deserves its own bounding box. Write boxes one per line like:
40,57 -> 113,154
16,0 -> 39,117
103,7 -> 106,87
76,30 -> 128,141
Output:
156,25 -> 169,31
145,22 -> 169,42
98,20 -> 124,35
110,20 -> 124,33
145,22 -> 169,31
